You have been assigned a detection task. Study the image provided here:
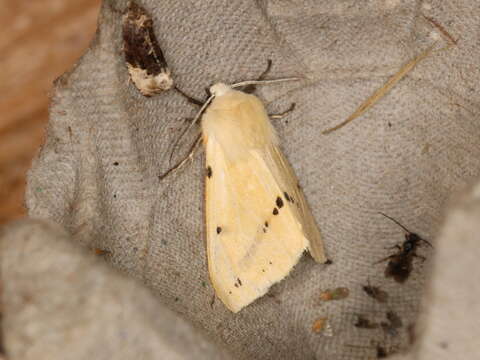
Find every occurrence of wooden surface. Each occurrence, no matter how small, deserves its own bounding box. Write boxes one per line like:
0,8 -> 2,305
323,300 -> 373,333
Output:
0,0 -> 101,224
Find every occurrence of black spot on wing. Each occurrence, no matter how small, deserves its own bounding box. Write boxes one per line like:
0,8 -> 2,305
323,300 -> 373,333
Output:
265,221 -> 269,227
284,192 -> 291,202
206,166 -> 212,178
216,226 -> 222,234
276,196 -> 284,208
273,208 -> 279,215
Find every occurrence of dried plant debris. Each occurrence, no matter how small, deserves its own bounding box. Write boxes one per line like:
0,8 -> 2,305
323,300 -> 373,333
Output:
322,45 -> 434,134
312,317 -> 333,336
423,15 -> 458,45
93,248 -> 111,256
312,317 -> 328,333
354,314 -> 379,329
319,287 -> 350,301
376,212 -> 432,283
362,282 -> 389,303
123,1 -> 173,96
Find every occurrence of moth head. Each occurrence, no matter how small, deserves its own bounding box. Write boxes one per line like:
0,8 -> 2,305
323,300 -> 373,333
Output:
210,83 -> 232,97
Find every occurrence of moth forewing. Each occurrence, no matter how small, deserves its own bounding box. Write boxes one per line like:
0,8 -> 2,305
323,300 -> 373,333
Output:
269,146 -> 327,263
202,84 -> 326,312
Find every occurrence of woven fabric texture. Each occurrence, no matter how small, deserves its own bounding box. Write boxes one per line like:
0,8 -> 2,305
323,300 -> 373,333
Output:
1,0 -> 479,359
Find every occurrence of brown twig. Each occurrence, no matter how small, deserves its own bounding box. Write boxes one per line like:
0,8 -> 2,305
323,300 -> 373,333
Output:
322,45 -> 435,135
423,15 -> 458,45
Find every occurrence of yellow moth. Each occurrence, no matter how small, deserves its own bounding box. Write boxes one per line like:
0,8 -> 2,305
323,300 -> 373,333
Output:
199,81 -> 328,312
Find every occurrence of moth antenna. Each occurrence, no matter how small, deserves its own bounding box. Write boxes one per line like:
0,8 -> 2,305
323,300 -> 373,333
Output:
168,117 -> 194,164
188,93 -> 215,129
168,92 -> 215,165
159,133 -> 202,180
167,87 -> 204,164
230,77 -> 300,89
378,212 -> 412,234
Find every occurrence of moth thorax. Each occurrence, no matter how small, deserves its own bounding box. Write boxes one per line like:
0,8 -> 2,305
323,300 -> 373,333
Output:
210,83 -> 232,97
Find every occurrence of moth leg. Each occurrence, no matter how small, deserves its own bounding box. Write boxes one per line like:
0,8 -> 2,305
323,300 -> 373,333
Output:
385,244 -> 402,250
174,86 -> 203,106
242,59 -> 273,93
159,133 -> 202,180
168,117 -> 197,164
270,103 -> 296,119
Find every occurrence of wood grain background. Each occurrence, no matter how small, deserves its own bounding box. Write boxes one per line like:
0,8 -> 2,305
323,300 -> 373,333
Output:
0,0 -> 102,224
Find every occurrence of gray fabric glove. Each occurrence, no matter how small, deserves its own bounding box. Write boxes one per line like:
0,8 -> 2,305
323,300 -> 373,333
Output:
2,0 -> 479,359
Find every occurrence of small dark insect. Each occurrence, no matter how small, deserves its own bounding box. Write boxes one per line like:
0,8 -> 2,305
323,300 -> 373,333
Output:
380,310 -> 403,336
354,315 -> 379,329
376,212 -> 432,283
362,281 -> 389,303
376,345 -> 388,358
386,311 -> 402,328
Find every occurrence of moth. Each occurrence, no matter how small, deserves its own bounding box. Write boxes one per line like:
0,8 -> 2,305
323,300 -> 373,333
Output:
376,212 -> 432,283
122,1 -> 173,96
163,77 -> 328,312
203,82 -> 328,312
